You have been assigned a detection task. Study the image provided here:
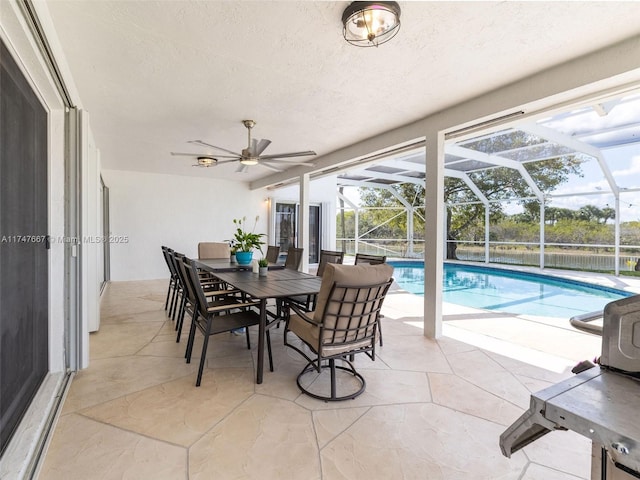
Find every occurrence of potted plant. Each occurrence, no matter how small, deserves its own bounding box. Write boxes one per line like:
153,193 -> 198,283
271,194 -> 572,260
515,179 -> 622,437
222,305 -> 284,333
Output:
230,216 -> 265,265
229,242 -> 238,263
258,257 -> 269,276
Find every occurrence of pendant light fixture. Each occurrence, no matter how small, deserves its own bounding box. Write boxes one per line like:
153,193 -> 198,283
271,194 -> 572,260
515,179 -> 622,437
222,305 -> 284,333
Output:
342,1 -> 401,47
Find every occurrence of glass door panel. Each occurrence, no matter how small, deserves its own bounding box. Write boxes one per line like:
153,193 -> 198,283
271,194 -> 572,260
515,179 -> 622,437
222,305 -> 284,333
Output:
274,202 -> 321,264
308,205 -> 320,264
275,203 -> 296,263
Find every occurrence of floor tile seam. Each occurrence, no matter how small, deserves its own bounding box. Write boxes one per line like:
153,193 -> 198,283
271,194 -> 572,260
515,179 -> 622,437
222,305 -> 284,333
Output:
364,352 -> 392,370
426,399 -> 522,428
476,347 -> 558,405
101,296 -> 164,302
67,370 -> 200,414
434,337 -> 457,375
359,363 -> 451,375
130,321 -> 170,355
354,400 -> 435,411
516,461 -> 529,480
100,304 -> 165,318
425,370 -> 433,402
252,390 -> 308,405
91,351 -> 163,361
70,411 -> 191,451
184,393 -> 261,450
308,404 -> 332,479
427,371 -> 528,411
445,374 -> 529,411
524,460 -> 588,479
100,320 -> 168,327
312,405 -> 372,446
90,341 -> 168,360
95,319 -> 168,329
509,371 -> 569,388
304,401 -> 439,454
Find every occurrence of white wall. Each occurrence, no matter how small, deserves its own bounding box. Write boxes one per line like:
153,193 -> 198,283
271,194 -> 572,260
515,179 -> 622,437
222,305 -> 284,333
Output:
102,169 -> 270,280
82,116 -> 101,333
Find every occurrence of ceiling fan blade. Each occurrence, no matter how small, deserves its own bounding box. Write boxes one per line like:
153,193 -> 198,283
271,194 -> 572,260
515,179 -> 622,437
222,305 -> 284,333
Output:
259,159 -> 315,166
172,152 -> 200,157
216,159 -> 240,165
249,138 -> 258,156
171,152 -> 239,159
258,150 -> 316,160
188,140 -> 243,157
235,164 -> 249,173
259,161 -> 284,172
255,139 -> 271,155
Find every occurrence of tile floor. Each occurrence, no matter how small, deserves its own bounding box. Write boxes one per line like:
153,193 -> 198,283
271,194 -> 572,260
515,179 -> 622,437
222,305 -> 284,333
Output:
37,275 -> 620,480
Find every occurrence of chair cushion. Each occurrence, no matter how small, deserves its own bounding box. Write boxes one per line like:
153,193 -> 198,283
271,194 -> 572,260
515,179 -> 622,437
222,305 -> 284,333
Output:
289,310 -> 379,357
288,311 -> 319,350
313,263 -> 394,323
198,242 -> 230,259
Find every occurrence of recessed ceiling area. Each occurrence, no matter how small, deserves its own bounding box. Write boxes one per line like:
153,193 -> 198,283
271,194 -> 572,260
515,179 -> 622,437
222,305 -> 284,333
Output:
44,1 -> 640,184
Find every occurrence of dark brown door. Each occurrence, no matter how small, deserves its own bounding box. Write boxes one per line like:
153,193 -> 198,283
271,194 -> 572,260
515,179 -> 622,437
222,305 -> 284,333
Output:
0,40 -> 49,456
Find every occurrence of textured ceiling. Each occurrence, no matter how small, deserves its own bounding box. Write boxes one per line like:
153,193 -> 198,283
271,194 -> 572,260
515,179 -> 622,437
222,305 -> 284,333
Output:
44,1 -> 640,183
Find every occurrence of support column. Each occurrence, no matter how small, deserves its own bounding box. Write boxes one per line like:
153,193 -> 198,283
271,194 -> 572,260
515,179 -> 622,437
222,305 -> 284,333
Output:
615,195 -> 620,276
407,207 -> 414,257
424,130 -> 444,339
485,206 -> 490,263
354,208 -> 359,255
540,201 -> 545,269
299,173 -> 309,272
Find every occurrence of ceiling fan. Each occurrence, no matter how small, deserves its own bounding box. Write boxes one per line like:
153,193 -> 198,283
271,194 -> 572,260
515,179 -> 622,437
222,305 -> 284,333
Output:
171,120 -> 316,172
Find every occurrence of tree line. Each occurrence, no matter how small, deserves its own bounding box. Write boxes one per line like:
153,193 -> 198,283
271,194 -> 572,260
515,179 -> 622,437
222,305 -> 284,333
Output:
336,130 -> 639,257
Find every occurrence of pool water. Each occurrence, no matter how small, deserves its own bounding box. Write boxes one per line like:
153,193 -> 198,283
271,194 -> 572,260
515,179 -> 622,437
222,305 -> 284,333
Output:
389,262 -> 631,318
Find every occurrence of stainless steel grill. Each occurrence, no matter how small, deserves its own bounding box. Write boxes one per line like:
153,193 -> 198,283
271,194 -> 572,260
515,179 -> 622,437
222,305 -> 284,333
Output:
500,295 -> 640,479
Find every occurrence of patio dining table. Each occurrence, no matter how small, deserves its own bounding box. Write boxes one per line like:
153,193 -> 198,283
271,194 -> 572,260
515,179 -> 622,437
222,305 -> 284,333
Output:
193,263 -> 322,384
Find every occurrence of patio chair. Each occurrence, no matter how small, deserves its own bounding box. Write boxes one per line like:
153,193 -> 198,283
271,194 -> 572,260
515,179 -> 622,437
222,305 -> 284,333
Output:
166,249 -> 185,321
354,253 -> 386,265
197,242 -> 230,259
174,255 -> 240,342
183,259 -> 272,386
287,249 -> 345,312
355,253 -> 388,345
274,246 -> 306,320
284,247 -> 304,270
161,246 -> 179,314
284,263 -> 393,401
266,245 -> 280,264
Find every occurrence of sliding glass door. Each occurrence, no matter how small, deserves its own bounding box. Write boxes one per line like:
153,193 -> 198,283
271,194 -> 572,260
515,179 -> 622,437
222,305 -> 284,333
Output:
274,202 -> 321,264
0,39 -> 49,456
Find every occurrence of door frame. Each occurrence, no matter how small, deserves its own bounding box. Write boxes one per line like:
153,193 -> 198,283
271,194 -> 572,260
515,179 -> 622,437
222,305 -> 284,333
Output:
270,199 -> 322,264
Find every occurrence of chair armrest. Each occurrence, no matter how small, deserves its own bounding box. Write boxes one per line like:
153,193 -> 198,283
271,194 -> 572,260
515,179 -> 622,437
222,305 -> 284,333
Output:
289,302 -> 319,326
204,287 -> 240,296
206,299 -> 259,313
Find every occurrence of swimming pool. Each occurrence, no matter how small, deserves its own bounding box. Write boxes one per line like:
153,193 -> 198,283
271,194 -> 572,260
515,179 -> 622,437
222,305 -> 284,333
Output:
389,261 -> 631,318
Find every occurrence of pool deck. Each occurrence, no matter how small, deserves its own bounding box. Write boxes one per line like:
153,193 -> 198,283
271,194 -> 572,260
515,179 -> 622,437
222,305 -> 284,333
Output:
37,268 -> 640,479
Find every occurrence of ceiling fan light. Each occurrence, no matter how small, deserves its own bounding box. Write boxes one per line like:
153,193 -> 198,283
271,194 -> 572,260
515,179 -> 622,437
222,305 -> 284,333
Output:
197,156 -> 217,167
342,1 -> 401,47
240,157 -> 259,166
